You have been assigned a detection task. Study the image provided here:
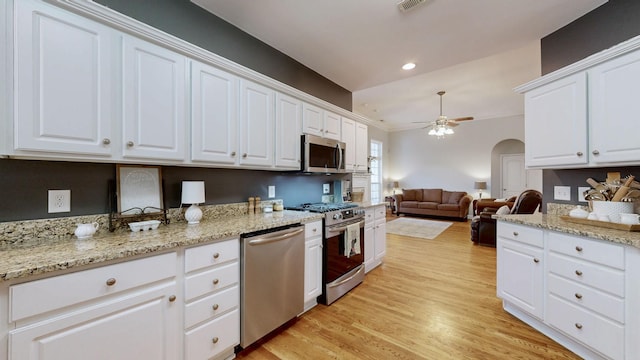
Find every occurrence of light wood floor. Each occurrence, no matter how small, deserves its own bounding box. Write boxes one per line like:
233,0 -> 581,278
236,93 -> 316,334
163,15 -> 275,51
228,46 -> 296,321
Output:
236,217 -> 580,360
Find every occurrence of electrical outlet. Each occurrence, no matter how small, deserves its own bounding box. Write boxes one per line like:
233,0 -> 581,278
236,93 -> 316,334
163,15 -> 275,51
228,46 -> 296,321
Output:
553,186 -> 571,201
268,185 -> 275,198
323,183 -> 330,194
578,186 -> 591,202
48,190 -> 71,213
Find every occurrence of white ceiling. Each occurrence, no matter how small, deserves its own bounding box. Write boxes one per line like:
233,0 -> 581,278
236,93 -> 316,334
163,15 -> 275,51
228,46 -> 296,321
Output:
191,0 -> 607,131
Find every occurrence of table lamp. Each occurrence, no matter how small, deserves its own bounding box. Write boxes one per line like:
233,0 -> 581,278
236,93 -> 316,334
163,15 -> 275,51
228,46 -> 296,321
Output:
393,181 -> 399,195
474,181 -> 487,199
182,181 -> 205,224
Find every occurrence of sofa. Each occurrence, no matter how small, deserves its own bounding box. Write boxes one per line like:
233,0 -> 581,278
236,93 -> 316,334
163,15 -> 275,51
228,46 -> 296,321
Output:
392,188 -> 473,220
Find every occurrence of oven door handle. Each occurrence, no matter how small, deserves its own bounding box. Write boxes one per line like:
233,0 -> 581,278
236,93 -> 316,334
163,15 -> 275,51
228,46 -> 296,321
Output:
328,220 -> 364,233
328,265 -> 364,288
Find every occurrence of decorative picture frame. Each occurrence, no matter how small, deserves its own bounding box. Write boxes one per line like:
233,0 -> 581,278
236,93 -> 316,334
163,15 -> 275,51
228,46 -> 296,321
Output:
116,165 -> 164,215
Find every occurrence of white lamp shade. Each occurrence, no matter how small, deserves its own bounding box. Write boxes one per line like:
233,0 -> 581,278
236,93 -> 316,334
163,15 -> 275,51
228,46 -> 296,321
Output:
181,181 -> 205,204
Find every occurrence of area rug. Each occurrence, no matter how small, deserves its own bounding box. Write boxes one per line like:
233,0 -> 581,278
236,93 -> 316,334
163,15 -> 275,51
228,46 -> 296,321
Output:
385,217 -> 453,239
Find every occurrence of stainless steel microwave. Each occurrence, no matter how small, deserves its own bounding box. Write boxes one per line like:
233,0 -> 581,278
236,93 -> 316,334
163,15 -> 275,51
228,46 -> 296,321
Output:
302,134 -> 346,173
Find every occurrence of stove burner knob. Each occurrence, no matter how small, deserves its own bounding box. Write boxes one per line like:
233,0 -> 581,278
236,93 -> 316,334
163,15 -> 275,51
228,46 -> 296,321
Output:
333,213 -> 342,220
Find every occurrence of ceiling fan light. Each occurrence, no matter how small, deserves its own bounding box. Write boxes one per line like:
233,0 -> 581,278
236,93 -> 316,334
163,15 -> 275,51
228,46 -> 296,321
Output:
428,129 -> 436,136
444,127 -> 454,135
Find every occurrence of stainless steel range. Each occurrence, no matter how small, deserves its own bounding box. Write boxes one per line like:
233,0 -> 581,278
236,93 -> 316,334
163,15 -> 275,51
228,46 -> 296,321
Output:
289,203 -> 366,305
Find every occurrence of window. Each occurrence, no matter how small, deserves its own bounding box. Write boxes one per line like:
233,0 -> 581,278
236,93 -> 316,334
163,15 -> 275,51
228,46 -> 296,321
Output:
370,140 -> 382,204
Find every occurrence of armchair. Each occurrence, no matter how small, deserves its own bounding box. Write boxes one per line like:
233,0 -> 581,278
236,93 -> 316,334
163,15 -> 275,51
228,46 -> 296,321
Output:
470,190 -> 542,247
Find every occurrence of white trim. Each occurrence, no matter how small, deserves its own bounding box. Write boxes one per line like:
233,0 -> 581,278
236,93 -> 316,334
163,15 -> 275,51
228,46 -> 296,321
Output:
514,33 -> 640,93
43,0 -> 387,131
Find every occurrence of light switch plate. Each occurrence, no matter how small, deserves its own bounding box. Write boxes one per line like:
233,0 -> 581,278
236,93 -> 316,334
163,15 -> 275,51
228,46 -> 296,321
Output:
268,185 -> 275,198
323,183 -> 330,194
578,186 -> 590,202
553,186 -> 571,201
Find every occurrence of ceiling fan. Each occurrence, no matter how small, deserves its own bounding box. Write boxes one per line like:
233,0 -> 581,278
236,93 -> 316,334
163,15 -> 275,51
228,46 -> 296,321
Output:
413,91 -> 474,138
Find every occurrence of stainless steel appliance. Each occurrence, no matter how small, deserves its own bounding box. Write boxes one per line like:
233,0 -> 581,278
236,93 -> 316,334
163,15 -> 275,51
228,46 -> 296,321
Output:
287,203 -> 365,305
239,224 -> 305,348
302,134 -> 346,173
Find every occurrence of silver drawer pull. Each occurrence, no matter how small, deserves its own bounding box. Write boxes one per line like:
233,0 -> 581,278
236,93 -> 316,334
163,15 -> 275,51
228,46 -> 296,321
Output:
575,270 -> 583,276
212,304 -> 219,311
513,231 -> 519,236
575,323 -> 583,330
169,295 -> 177,303
231,151 -> 236,157
106,278 -> 116,286
574,293 -> 583,300
592,150 -> 600,155
575,246 -> 583,252
126,141 -> 134,147
102,138 -> 111,145
213,252 -> 220,259
212,278 -> 220,285
533,258 -> 540,263
576,151 -> 583,156
212,337 -> 219,344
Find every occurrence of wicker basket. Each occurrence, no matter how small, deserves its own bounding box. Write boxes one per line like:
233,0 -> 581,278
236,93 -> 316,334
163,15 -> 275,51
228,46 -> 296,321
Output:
351,191 -> 364,202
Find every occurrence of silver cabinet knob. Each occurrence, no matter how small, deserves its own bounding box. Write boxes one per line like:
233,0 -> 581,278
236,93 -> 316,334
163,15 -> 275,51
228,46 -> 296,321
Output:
576,151 -> 583,156
168,295 -> 177,302
126,141 -> 134,147
575,270 -> 583,276
574,293 -> 583,299
533,258 -> 540,263
212,337 -> 219,344
213,252 -> 220,259
212,278 -> 220,285
575,246 -> 583,252
592,150 -> 600,155
575,323 -> 583,329
212,304 -> 219,311
231,151 -> 236,157
513,231 -> 519,236
102,138 -> 111,145
242,153 -> 247,158
106,278 -> 116,286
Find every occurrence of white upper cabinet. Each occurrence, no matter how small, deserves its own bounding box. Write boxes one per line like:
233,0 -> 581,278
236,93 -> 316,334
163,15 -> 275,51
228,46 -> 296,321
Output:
355,122 -> 368,172
588,49 -> 640,164
303,103 -> 341,140
13,0 -> 113,157
190,61 -> 238,164
341,118 -> 356,171
239,79 -> 274,167
524,73 -> 588,168
121,35 -> 187,161
275,93 -> 302,169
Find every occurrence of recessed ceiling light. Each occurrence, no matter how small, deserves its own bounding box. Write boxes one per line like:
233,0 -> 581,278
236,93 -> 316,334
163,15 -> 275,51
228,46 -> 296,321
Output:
402,62 -> 416,70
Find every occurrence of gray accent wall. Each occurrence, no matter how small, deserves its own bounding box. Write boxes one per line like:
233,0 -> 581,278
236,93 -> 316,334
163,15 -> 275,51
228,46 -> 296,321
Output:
539,0 -> 640,208
94,0 -> 352,110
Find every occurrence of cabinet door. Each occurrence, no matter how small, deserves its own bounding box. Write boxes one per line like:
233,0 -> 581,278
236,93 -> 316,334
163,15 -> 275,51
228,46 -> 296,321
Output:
497,238 -> 544,319
341,118 -> 356,171
275,93 -> 302,169
302,102 -> 323,137
190,61 -> 238,164
524,73 -> 587,168
239,80 -> 274,167
323,111 -> 342,140
364,223 -> 375,273
589,50 -> 640,164
304,237 -> 322,302
14,0 -> 113,156
355,122 -> 369,172
374,218 -> 387,261
9,283 -> 179,360
122,35 -> 186,161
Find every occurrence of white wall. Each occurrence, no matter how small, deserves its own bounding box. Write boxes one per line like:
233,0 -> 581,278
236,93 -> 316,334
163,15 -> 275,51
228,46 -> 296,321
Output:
387,114 -> 524,198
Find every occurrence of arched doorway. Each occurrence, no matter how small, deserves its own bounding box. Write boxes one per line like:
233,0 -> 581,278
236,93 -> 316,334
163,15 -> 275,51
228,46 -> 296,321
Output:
490,139 -> 542,198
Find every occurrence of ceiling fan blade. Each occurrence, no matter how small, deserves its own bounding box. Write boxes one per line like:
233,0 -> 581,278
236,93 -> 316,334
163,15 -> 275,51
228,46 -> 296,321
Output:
451,116 -> 474,122
448,122 -> 460,127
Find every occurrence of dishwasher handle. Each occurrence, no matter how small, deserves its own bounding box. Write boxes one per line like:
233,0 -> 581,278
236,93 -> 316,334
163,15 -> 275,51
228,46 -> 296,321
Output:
247,227 -> 304,246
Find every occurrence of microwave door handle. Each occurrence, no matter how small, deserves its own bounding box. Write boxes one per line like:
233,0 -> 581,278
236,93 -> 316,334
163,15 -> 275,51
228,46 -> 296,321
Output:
336,143 -> 343,171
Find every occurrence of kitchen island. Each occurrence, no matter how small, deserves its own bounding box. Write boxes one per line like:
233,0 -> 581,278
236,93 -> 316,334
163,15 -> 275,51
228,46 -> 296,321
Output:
495,212 -> 640,360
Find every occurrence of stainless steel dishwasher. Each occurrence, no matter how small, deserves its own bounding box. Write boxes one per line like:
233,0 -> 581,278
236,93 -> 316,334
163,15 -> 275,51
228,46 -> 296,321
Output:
239,224 -> 305,349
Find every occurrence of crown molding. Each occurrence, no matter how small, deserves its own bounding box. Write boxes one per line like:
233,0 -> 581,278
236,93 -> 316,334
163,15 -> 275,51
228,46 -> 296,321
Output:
44,0 -> 386,131
514,33 -> 640,93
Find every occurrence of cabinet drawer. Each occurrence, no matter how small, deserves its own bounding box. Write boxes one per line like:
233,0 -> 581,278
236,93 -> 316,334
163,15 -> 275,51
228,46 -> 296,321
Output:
305,220 -> 322,239
547,253 -> 624,297
185,262 -> 239,301
496,222 -> 543,247
547,232 -> 624,270
548,273 -> 624,323
184,309 -> 239,360
185,237 -> 239,273
374,205 -> 386,219
365,208 -> 375,225
10,252 -> 176,322
547,295 -> 623,360
184,285 -> 239,329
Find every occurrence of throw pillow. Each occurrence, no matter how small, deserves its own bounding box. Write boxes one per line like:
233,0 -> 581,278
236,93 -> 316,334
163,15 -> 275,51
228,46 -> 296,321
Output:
402,189 -> 417,201
447,192 -> 464,204
496,205 -> 511,215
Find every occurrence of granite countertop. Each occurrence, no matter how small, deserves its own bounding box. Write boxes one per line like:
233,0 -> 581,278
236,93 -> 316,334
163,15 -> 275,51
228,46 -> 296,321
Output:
495,213 -> 640,248
0,210 -> 323,282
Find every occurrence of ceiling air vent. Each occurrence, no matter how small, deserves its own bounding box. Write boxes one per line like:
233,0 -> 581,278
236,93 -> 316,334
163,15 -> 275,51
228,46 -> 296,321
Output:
397,0 -> 429,12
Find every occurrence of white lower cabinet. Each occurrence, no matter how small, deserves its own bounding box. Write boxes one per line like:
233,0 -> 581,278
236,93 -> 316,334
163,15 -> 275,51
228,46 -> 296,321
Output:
364,205 -> 386,273
497,220 -> 640,360
303,220 -> 322,312
8,253 -> 180,360
183,237 -> 240,360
